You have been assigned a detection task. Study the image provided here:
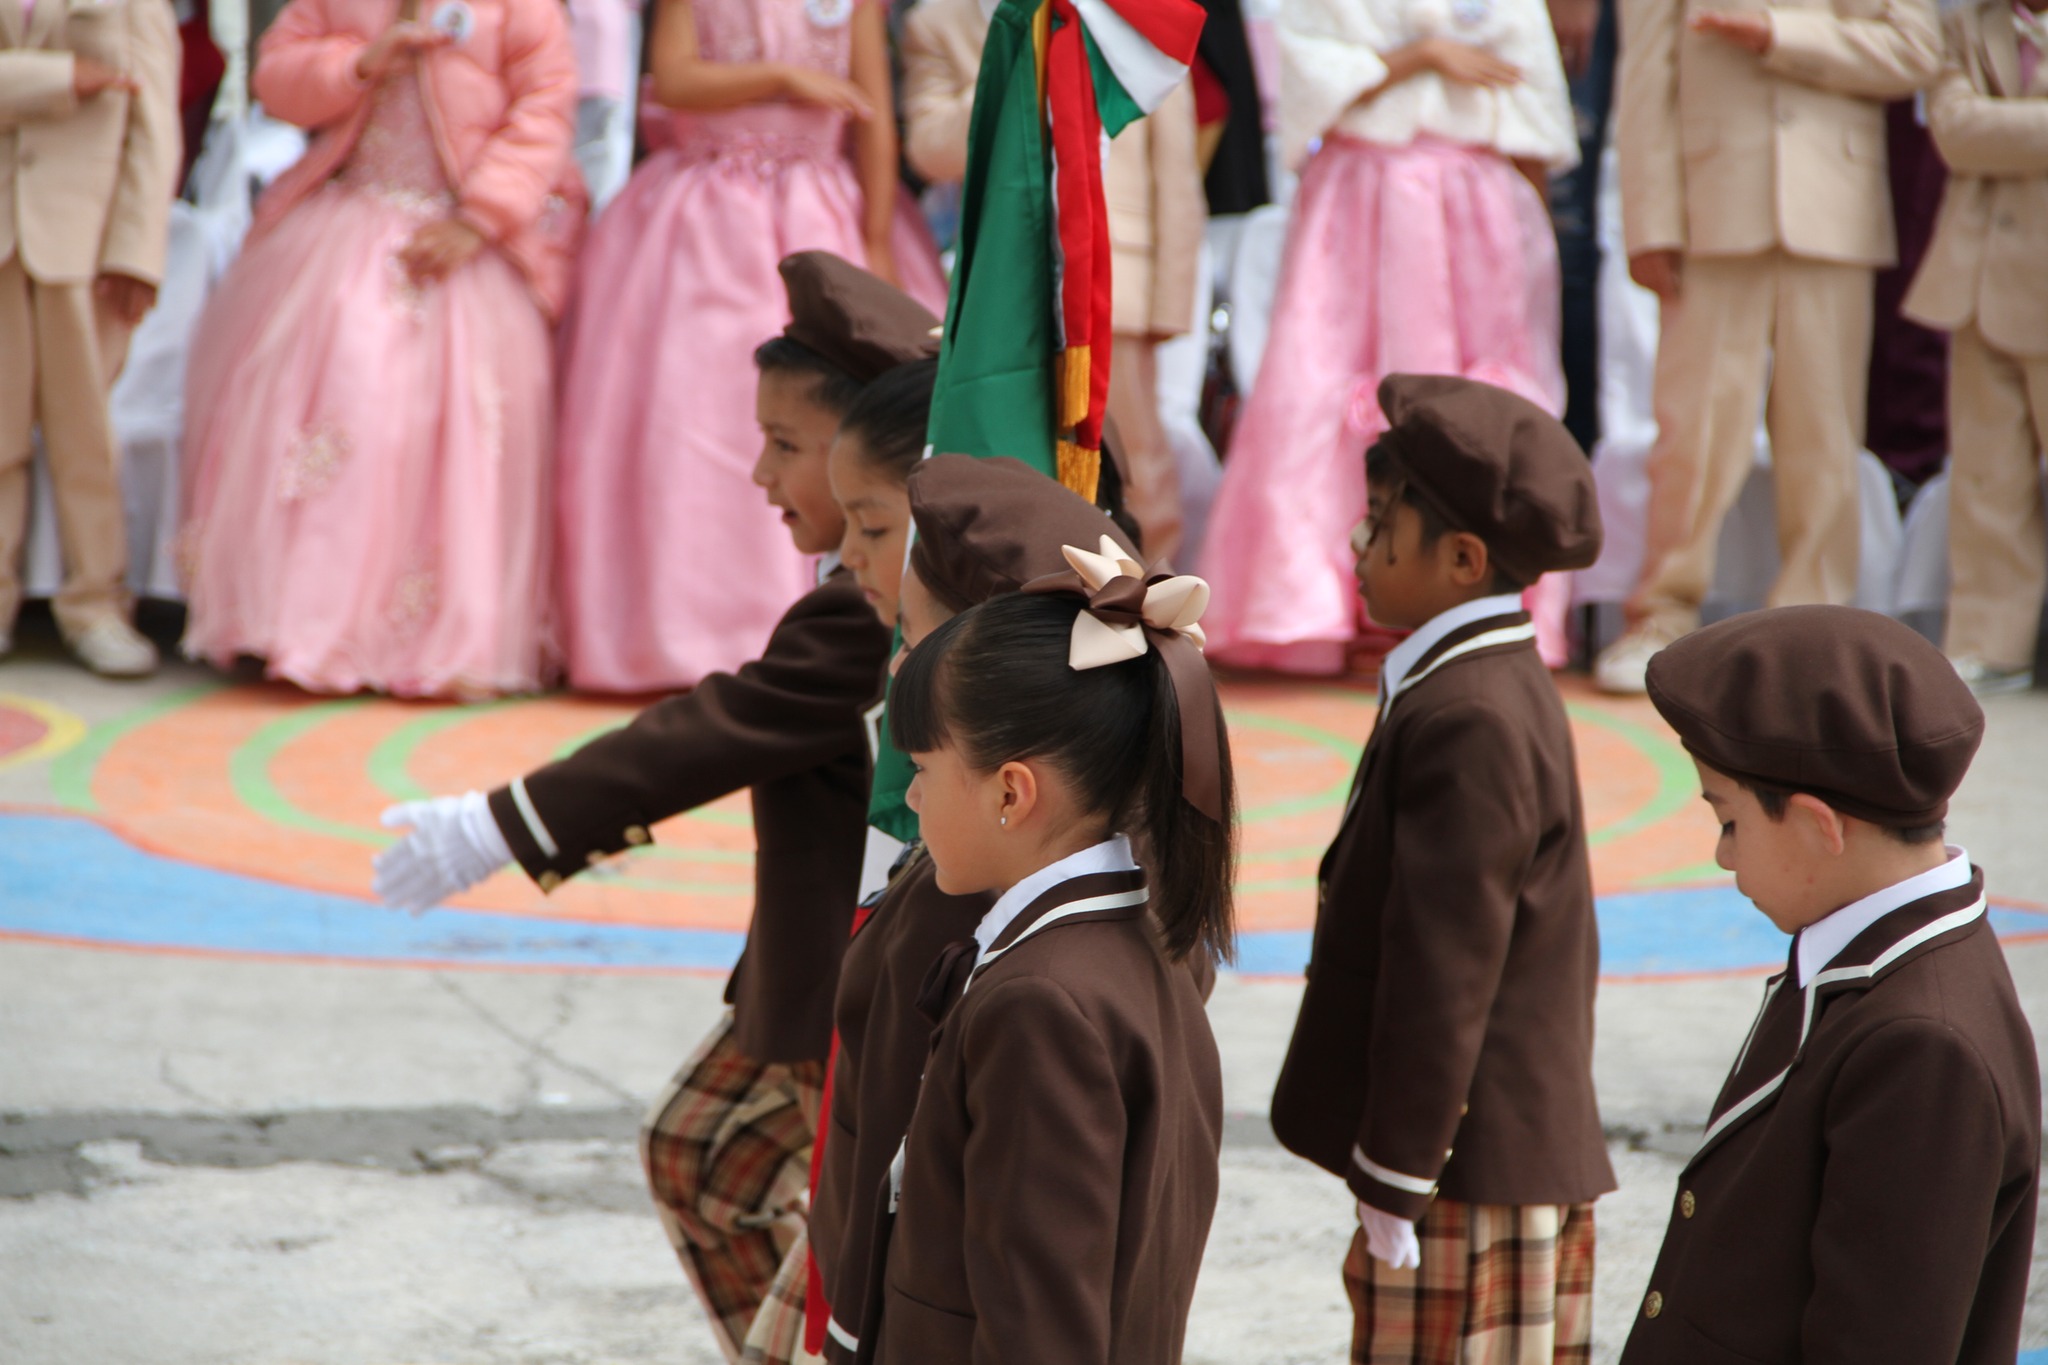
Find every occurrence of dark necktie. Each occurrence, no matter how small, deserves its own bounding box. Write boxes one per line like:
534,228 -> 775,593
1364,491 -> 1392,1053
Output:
1708,961 -> 1805,1126
915,938 -> 979,1026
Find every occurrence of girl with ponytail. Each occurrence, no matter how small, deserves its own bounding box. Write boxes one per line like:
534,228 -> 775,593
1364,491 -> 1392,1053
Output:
812,453 -> 1220,1361
849,522 -> 1235,1364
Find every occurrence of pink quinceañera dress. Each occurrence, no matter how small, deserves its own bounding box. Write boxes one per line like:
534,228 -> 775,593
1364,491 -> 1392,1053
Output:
1198,0 -> 1580,674
552,0 -> 946,693
179,0 -> 586,698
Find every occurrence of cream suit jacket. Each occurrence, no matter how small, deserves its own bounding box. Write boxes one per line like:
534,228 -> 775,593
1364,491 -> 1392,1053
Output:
1617,0 -> 1942,266
1902,0 -> 2048,356
901,0 -> 1205,337
0,0 -> 181,286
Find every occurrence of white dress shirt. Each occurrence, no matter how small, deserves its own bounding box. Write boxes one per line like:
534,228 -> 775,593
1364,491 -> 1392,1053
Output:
1795,847 -> 1973,988
972,835 -> 1140,966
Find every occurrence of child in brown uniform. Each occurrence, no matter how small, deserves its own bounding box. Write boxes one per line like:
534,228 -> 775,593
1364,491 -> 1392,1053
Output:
1623,606 -> 2039,1363
861,524 -> 1235,1364
374,252 -> 936,1364
810,452 -> 1150,1360
1270,373 -> 1616,1362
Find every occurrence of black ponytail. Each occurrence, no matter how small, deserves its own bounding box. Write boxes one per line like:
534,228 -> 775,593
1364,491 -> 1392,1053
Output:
836,358 -> 937,483
892,591 -> 1236,965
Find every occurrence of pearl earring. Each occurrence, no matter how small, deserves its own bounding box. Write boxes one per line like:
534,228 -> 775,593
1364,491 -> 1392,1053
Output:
1000,815 -> 1008,827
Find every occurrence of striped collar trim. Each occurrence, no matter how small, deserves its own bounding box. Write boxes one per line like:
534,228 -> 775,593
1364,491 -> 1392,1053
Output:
1689,888 -> 1989,1168
965,871 -> 1150,995
1382,611 -> 1535,707
1378,595 -> 1527,697
1334,613 -> 1535,827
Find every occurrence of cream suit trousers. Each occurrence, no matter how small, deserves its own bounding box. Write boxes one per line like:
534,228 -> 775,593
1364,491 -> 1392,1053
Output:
1108,333 -> 1184,566
0,252 -> 133,638
1946,321 -> 2048,671
1630,250 -> 1872,634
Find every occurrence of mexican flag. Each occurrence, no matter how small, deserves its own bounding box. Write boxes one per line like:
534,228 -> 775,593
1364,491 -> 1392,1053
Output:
862,0 -> 1207,850
812,0 -> 1209,1346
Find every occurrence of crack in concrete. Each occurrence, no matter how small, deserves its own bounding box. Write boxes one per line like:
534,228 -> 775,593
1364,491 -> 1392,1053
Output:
1,1105 -> 1713,1206
430,974 -> 640,1109
155,1054 -> 233,1115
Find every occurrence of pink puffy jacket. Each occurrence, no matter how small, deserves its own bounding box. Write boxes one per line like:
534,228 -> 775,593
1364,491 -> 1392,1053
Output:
251,0 -> 588,319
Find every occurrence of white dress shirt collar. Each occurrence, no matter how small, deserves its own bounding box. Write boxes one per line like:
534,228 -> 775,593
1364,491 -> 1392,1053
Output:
816,551 -> 844,586
1795,847 -> 1973,987
973,834 -> 1139,963
1377,592 -> 1526,702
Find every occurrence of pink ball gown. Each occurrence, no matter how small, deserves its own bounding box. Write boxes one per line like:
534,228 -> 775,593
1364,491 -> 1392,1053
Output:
1198,136 -> 1568,675
180,73 -> 565,698
553,0 -> 946,694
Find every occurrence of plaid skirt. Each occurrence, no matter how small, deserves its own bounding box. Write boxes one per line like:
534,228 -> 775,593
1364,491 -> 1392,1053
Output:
641,1013 -> 826,1364
742,1226 -> 823,1364
1345,1199 -> 1596,1365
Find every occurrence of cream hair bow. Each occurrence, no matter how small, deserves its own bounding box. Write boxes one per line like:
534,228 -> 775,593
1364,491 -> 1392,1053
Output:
1062,536 -> 1210,669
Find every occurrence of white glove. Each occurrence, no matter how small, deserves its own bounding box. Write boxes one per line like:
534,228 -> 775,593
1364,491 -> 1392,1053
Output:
1358,1200 -> 1421,1271
374,791 -> 514,912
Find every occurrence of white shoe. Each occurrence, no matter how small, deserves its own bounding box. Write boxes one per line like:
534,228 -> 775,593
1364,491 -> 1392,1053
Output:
1595,624 -> 1682,696
69,617 -> 159,678
1949,656 -> 2033,698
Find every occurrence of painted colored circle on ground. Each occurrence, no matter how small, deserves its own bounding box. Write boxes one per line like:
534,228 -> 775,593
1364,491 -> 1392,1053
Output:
0,694 -> 86,772
0,672 -> 1866,976
5,811 -> 2043,977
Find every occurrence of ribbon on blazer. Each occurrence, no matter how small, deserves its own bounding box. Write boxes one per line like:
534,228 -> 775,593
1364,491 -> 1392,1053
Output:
1023,536 -> 1224,823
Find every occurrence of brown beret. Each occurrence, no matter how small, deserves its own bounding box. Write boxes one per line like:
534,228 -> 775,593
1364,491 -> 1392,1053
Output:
1646,606 -> 1984,828
908,454 -> 1139,613
779,251 -> 941,383
1372,374 -> 1602,582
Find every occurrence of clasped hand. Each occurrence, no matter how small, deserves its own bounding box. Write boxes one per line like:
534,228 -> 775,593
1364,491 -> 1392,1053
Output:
1690,9 -> 1773,53
356,19 -> 450,82
398,219 -> 486,285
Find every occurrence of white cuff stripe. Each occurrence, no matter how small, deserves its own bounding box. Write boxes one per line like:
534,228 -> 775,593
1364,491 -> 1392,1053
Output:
509,777 -> 560,860
1351,1146 -> 1439,1196
826,1317 -> 860,1351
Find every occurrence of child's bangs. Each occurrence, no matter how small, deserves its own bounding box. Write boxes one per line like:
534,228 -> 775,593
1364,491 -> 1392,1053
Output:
888,612 -> 965,755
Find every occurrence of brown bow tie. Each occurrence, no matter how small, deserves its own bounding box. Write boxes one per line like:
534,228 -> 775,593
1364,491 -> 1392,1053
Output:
916,938 -> 980,1025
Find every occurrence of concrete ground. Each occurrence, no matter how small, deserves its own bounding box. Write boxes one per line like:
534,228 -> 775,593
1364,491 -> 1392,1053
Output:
5,615 -> 2048,1364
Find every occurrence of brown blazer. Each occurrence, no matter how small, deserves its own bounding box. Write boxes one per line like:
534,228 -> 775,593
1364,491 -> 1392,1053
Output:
1616,0 -> 1941,266
0,0 -> 182,286
865,868 -> 1223,1365
812,847 -> 992,1360
817,854 -> 1222,1362
1270,610 -> 1616,1219
1902,0 -> 2048,357
488,570 -> 890,1063
899,0 -> 1204,337
1619,871 -> 2039,1363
